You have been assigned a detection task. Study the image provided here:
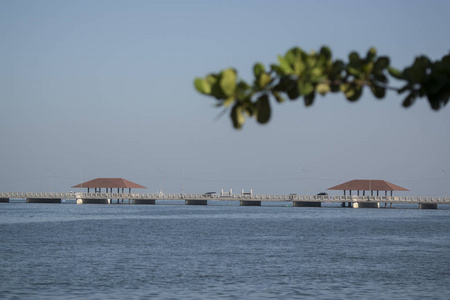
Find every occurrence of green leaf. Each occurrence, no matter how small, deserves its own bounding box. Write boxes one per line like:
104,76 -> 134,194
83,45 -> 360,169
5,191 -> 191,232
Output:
331,60 -> 345,78
285,48 -> 305,75
374,73 -> 388,84
341,84 -> 362,101
256,94 -> 271,124
231,104 -> 245,129
223,97 -> 235,107
258,73 -> 271,89
316,83 -> 330,95
402,92 -> 416,108
298,80 -> 314,96
273,77 -> 295,92
287,84 -> 300,100
366,47 -> 377,61
206,74 -> 217,85
270,64 -> 284,75
220,69 -> 237,97
376,57 -> 390,69
272,91 -> 284,103
320,46 -> 332,60
253,63 -> 265,78
304,92 -> 315,106
373,57 -> 390,74
371,84 -> 386,99
404,56 -> 431,83
349,52 -> 360,63
347,66 -> 361,77
194,78 -> 211,94
278,55 -> 292,74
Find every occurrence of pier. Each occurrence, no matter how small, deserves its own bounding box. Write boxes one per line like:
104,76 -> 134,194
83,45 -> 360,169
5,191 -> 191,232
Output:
0,191 -> 449,209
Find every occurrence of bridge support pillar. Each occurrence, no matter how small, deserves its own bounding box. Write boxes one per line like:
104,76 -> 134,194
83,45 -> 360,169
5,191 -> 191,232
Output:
185,200 -> 207,205
134,199 -> 156,205
26,198 -> 61,204
78,198 -> 109,204
419,203 -> 437,209
0,198 -> 9,203
293,201 -> 321,207
353,202 -> 378,208
240,200 -> 261,206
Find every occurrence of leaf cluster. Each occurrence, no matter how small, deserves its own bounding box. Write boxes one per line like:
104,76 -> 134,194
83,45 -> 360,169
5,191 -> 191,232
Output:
195,46 -> 450,129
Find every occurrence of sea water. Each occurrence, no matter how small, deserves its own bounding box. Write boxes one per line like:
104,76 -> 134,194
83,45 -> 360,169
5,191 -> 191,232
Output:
0,202 -> 449,299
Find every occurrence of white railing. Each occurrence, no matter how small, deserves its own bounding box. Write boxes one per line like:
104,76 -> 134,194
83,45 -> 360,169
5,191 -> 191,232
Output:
1,192 -> 449,204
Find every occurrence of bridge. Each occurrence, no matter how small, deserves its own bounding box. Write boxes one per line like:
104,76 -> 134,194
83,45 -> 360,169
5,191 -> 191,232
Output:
1,191 -> 449,209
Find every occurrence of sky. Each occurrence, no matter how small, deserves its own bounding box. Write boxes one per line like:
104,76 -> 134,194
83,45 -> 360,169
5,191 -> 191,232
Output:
1,0 -> 449,197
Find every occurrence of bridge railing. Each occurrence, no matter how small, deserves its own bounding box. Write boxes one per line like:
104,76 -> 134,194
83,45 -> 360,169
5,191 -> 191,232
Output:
1,192 -> 449,203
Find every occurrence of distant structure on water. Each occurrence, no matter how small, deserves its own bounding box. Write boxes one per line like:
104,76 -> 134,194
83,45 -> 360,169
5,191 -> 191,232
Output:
72,178 -> 147,193
328,179 -> 409,196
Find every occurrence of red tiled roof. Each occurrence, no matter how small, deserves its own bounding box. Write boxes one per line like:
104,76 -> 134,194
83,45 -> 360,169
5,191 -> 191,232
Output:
72,178 -> 146,189
327,180 -> 409,191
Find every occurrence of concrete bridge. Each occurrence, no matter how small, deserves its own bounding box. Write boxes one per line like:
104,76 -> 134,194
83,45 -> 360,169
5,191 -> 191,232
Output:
1,191 -> 449,209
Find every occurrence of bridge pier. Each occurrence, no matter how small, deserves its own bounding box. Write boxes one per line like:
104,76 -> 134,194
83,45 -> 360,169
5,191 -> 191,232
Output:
293,201 -> 321,207
419,203 -> 437,209
185,200 -> 208,205
77,198 -> 109,204
134,199 -> 156,205
26,198 -> 61,204
353,202 -> 378,208
240,200 -> 261,206
0,198 -> 9,203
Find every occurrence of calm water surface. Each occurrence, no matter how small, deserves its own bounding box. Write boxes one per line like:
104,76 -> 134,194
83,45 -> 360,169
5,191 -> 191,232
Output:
1,203 -> 449,299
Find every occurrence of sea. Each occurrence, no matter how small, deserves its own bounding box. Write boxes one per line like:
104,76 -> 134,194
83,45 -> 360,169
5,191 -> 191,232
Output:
0,201 -> 449,300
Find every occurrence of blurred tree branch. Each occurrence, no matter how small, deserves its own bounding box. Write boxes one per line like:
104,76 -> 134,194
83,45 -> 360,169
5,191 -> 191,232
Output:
194,47 -> 450,129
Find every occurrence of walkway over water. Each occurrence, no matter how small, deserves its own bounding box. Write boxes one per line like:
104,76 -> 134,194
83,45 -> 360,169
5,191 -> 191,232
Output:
1,192 -> 449,209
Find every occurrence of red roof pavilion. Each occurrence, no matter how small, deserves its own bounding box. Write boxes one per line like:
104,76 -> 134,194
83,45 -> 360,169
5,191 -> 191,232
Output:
327,179 -> 409,196
72,178 -> 146,193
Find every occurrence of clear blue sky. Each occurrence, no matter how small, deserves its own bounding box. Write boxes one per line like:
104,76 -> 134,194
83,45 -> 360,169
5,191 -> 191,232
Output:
1,0 -> 449,196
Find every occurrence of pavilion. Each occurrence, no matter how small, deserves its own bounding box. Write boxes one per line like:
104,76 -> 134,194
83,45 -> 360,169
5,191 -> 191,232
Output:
72,178 -> 147,193
327,179 -> 409,196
